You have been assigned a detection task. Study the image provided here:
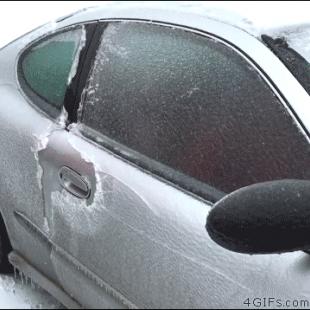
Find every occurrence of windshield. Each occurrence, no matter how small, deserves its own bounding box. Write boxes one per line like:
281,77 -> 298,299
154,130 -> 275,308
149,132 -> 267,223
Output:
261,27 -> 310,96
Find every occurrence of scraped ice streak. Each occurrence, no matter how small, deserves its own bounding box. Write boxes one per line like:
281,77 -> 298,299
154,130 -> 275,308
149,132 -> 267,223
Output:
67,25 -> 86,86
77,81 -> 88,120
76,77 -> 100,121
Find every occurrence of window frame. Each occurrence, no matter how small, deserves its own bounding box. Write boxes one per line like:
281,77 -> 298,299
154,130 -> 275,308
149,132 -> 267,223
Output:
76,20 -> 310,204
17,22 -> 97,120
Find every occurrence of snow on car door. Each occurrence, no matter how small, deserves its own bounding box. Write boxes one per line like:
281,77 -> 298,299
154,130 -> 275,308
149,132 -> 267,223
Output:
39,20 -> 310,309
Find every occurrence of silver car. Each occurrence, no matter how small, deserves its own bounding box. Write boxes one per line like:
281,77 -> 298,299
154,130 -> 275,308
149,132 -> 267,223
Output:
0,3 -> 309,309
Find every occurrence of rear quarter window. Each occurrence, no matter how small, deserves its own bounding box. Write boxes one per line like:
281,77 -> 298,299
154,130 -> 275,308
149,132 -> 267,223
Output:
19,27 -> 84,117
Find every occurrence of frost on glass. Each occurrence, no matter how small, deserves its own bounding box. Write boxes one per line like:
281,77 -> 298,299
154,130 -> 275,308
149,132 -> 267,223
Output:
67,26 -> 86,85
22,27 -> 84,108
81,22 -> 310,194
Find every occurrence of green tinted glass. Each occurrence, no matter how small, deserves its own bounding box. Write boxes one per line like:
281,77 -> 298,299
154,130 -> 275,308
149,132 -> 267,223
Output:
22,28 -> 83,108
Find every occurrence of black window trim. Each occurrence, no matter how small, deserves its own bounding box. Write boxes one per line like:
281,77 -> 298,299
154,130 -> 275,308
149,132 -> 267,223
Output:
66,22 -> 106,124
73,19 -> 309,204
17,22 -> 98,121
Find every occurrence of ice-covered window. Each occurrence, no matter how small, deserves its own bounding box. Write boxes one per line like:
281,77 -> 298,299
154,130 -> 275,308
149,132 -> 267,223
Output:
21,27 -> 83,109
81,22 -> 310,198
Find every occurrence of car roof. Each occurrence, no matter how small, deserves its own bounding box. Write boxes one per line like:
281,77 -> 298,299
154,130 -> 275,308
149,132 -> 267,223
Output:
59,2 -> 310,39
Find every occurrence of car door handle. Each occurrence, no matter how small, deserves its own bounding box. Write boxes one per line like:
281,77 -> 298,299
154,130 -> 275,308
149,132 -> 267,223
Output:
59,166 -> 90,199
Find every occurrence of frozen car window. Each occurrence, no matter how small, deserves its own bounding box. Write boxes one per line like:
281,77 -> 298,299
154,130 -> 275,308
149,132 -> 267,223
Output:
21,27 -> 83,110
82,22 -> 310,196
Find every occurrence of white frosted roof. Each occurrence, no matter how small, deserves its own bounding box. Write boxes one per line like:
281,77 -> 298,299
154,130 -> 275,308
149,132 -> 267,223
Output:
68,1 -> 310,37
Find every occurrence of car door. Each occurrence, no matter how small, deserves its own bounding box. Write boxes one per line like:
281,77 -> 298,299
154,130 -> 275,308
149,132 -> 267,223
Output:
40,21 -> 310,308
1,22 -> 97,285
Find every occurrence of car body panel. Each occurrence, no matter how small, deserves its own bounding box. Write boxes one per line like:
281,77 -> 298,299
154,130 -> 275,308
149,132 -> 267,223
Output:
0,82 -> 60,283
0,19 -> 73,287
0,4 -> 309,309
40,129 -> 310,309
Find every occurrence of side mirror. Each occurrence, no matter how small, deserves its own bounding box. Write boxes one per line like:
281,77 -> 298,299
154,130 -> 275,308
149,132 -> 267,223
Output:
206,180 -> 310,254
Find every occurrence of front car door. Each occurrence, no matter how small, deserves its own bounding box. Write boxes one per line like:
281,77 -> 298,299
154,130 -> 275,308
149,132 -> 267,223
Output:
40,20 -> 310,308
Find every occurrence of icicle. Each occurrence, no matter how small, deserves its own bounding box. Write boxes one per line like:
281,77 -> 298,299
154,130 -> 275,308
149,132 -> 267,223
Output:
13,267 -> 17,280
30,278 -> 35,289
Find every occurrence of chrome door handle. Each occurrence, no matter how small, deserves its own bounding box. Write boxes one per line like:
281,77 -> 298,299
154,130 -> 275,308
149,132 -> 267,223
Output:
59,166 -> 90,199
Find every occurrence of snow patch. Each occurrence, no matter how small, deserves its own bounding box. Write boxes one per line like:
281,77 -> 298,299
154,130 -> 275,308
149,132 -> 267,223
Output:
31,107 -> 68,190
31,126 -> 52,191
265,24 -> 310,63
56,106 -> 68,128
0,274 -> 61,309
67,122 -> 80,134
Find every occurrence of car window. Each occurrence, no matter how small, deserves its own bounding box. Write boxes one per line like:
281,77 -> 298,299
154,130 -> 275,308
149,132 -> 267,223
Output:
80,22 -> 310,200
20,27 -> 84,115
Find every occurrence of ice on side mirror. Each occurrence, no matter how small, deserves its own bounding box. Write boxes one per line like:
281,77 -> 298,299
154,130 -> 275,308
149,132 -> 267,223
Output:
206,179 -> 310,254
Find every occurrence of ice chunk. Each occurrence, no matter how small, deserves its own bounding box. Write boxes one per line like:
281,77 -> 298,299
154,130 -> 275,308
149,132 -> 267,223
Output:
31,128 -> 52,190
0,274 -> 61,309
31,107 -> 68,190
67,25 -> 86,85
56,106 -> 68,128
